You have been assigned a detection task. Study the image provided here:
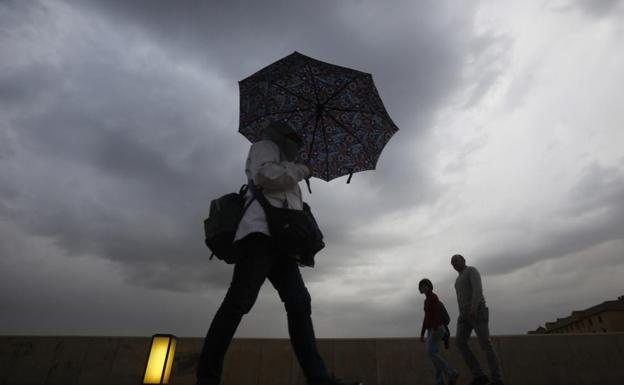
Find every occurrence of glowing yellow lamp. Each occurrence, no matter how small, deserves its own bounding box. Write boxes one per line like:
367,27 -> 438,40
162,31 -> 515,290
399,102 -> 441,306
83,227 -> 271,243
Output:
143,334 -> 177,384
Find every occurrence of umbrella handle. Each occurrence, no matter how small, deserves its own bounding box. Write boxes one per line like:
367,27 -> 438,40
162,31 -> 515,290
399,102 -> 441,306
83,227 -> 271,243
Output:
305,178 -> 312,194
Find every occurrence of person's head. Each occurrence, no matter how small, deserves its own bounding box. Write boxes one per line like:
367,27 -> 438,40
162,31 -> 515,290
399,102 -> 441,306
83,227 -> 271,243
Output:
451,254 -> 466,272
418,278 -> 433,294
262,120 -> 303,161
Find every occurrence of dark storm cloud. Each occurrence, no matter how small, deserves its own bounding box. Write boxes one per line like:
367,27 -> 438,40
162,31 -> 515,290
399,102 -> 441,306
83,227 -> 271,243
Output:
0,66 -> 57,107
66,0 -> 492,210
478,162 -> 624,275
0,0 -> 247,291
0,0 -> 496,298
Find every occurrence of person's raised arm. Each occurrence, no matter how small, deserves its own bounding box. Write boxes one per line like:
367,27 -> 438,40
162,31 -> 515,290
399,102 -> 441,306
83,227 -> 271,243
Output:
248,141 -> 309,191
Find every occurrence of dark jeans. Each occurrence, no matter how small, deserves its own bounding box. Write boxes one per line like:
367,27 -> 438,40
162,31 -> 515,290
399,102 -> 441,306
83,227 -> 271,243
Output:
196,233 -> 329,385
426,327 -> 457,385
455,306 -> 503,381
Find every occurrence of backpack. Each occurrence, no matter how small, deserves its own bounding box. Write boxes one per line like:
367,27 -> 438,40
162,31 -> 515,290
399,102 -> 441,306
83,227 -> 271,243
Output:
439,300 -> 451,326
203,185 -> 253,264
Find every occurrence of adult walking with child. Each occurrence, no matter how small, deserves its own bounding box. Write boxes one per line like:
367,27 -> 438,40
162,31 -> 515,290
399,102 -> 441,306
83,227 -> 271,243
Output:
451,254 -> 505,385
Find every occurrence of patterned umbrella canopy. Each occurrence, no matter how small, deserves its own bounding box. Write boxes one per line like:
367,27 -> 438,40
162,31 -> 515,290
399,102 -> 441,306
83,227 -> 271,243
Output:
239,51 -> 399,182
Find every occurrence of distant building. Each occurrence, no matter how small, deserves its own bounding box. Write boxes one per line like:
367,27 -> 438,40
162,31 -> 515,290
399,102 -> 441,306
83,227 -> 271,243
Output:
529,295 -> 624,334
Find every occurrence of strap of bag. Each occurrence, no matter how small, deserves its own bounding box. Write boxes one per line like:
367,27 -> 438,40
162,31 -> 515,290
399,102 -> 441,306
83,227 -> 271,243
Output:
247,180 -> 273,213
240,184 -> 255,214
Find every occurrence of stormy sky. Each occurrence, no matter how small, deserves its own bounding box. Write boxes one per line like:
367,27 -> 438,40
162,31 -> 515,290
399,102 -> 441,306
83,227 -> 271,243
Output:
1,0 -> 623,338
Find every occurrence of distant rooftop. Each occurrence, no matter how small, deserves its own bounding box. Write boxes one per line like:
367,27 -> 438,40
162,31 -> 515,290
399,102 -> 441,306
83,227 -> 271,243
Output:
529,295 -> 624,334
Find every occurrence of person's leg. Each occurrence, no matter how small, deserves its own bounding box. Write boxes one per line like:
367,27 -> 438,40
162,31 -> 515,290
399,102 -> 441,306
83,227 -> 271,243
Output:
455,315 -> 486,379
197,234 -> 276,385
268,257 -> 329,385
473,307 -> 503,382
426,328 -> 449,385
440,327 -> 458,378
443,324 -> 451,349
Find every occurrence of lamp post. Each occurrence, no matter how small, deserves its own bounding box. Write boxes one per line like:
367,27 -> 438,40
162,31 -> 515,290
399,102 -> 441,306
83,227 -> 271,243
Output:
143,334 -> 177,384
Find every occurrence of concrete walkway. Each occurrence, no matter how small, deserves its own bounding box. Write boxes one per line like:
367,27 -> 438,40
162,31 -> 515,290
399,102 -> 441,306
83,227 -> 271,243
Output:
1,333 -> 623,385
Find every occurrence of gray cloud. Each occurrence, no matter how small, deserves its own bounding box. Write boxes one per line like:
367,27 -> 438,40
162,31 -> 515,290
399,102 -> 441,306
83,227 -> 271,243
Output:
478,162 -> 624,275
571,0 -> 623,18
0,0 -> 489,295
0,8 -> 243,292
6,0 -> 619,338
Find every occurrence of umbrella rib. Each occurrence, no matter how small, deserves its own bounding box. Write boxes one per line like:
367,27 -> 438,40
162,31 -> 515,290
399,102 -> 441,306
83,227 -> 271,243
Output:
304,112 -> 319,165
321,115 -> 331,180
325,111 -> 377,167
304,63 -> 321,105
303,63 -> 324,177
322,74 -> 369,106
241,108 -> 314,128
272,82 -> 314,104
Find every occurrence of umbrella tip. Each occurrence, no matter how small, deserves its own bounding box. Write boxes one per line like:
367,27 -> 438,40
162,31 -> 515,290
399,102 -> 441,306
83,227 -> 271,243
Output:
346,171 -> 353,184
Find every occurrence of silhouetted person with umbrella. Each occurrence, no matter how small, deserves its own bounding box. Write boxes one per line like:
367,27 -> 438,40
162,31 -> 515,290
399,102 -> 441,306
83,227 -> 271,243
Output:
451,254 -> 505,385
199,51 -> 400,385
196,121 -> 361,385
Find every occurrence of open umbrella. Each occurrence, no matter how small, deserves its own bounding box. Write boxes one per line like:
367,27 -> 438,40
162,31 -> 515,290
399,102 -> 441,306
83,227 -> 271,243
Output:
239,51 -> 398,182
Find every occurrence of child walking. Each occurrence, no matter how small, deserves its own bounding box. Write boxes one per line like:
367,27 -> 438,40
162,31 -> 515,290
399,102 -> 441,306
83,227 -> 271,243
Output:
419,278 -> 459,385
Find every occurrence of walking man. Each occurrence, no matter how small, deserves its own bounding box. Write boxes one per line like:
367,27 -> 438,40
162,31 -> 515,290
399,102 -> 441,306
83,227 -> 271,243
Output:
451,254 -> 504,385
418,278 -> 459,385
196,121 -> 360,385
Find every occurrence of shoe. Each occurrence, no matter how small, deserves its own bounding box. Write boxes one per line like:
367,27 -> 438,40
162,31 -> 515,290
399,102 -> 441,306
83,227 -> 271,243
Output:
469,375 -> 489,385
448,372 -> 459,385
